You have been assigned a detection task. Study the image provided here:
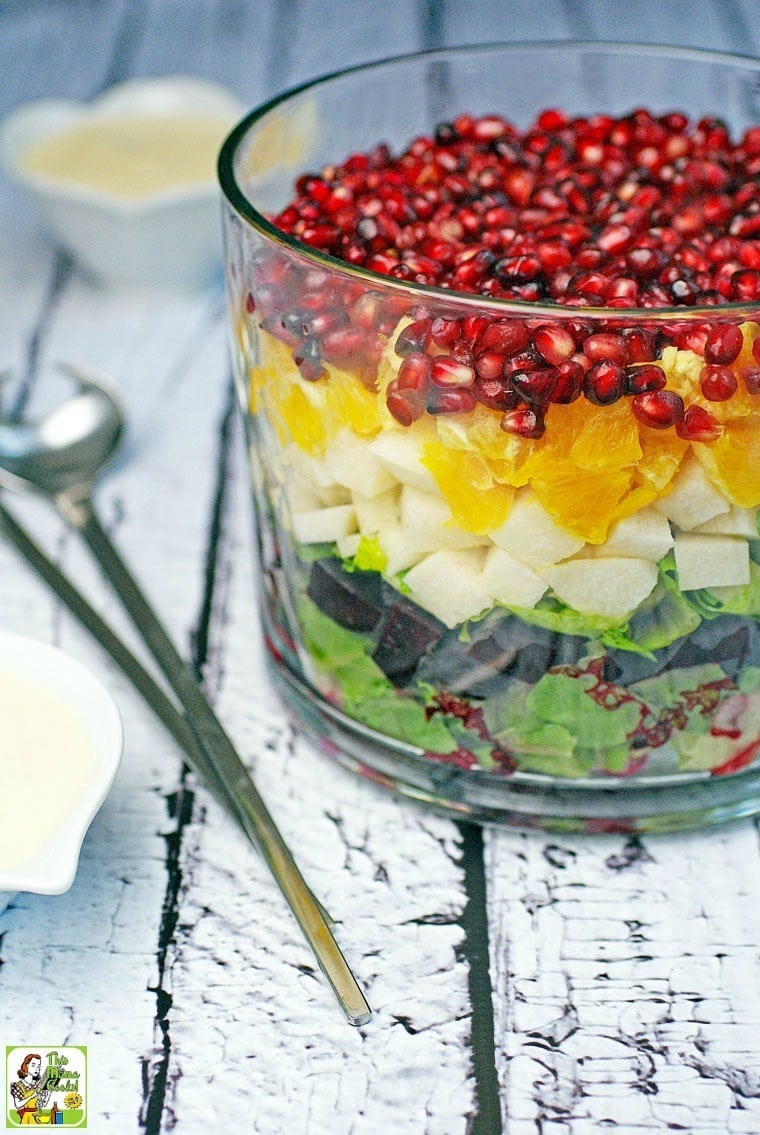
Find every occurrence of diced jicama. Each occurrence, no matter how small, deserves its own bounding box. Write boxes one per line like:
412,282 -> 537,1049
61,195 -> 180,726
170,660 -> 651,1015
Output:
540,557 -> 658,619
654,454 -> 730,529
399,486 -> 488,551
368,428 -> 438,492
673,533 -> 750,590
481,546 -> 548,608
403,548 -> 491,628
353,487 -> 401,535
323,428 -> 397,497
588,507 -> 674,561
690,506 -> 759,538
292,504 -> 357,544
491,491 -> 584,567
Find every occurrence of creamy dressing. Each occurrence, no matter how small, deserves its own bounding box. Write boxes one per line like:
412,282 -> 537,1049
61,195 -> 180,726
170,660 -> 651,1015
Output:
0,666 -> 95,870
21,113 -> 232,196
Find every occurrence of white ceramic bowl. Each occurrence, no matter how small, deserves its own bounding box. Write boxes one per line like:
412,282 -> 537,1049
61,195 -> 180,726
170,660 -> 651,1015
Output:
0,630 -> 123,906
0,76 -> 243,289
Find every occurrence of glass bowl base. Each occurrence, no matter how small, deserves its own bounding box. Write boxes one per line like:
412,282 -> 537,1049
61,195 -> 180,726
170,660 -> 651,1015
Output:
265,651 -> 760,835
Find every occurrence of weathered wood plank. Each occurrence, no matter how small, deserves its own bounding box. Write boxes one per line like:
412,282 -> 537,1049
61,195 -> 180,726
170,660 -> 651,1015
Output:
486,825 -> 760,1132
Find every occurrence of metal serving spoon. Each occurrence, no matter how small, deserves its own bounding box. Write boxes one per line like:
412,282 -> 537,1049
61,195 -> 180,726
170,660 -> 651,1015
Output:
0,363 -> 371,1028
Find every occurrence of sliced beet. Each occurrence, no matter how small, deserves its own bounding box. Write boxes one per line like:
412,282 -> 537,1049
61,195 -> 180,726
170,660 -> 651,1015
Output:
306,558 -> 385,632
372,597 -> 445,680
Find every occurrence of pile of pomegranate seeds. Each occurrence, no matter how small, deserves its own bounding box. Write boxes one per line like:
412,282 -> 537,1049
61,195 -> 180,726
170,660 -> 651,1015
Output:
274,108 -> 760,305
260,108 -> 760,438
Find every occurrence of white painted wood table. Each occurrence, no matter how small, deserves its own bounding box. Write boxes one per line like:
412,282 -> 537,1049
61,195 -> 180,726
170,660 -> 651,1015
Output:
1,3 -> 760,1132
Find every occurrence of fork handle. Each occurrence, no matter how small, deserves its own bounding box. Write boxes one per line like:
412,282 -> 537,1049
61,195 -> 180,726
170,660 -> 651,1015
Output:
58,490 -> 371,1028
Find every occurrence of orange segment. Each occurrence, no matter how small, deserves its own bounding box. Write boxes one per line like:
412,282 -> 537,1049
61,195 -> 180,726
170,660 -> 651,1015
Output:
531,463 -> 634,543
569,400 -> 642,470
693,415 -> 760,508
421,442 -> 515,533
278,385 -> 327,453
636,425 -> 689,493
323,364 -> 383,435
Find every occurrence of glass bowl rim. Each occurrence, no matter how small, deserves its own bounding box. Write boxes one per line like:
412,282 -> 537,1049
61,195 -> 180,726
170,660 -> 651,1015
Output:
218,37 -> 760,323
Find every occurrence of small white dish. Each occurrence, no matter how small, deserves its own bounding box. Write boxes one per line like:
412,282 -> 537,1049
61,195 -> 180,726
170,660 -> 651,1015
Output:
0,76 -> 243,289
0,630 -> 123,901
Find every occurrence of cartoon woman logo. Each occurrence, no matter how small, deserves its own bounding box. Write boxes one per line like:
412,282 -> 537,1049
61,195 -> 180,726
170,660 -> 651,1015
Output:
9,1053 -> 52,1125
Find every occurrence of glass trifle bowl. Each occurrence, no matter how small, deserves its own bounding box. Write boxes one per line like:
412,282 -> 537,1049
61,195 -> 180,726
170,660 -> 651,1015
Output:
219,41 -> 760,832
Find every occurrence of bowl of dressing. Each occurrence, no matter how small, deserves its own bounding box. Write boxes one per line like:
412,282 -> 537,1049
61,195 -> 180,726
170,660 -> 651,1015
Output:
0,75 -> 243,289
0,630 -> 123,906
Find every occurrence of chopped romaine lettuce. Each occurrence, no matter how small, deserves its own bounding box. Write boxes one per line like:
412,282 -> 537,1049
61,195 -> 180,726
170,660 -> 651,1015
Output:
343,535 -> 388,574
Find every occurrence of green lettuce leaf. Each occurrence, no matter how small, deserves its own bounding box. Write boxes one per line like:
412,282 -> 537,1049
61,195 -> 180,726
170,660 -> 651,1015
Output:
343,536 -> 388,574
624,570 -> 702,652
483,669 -> 643,777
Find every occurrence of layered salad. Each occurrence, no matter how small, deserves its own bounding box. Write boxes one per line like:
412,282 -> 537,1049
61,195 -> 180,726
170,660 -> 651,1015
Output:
232,107 -> 760,780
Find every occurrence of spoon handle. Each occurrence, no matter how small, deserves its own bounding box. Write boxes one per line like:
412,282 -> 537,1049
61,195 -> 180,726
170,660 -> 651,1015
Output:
57,491 -> 372,1028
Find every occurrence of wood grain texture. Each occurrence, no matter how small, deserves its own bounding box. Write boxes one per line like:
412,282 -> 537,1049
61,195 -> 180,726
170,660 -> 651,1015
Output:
1,2 -> 759,1133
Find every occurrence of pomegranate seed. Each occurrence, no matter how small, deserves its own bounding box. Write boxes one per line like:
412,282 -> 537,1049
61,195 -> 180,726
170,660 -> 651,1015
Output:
549,360 -> 584,403
352,293 -> 383,329
462,314 -> 492,344
387,381 -> 425,426
299,222 -> 341,250
472,114 -> 511,141
426,387 -> 477,415
700,364 -> 738,401
625,363 -> 666,394
502,346 -> 543,374
366,252 -> 398,275
731,269 -> 760,301
676,404 -> 722,441
397,352 -> 432,391
394,318 -> 432,356
583,360 -> 626,404
569,271 -> 609,298
673,324 -> 709,354
475,377 -> 520,411
506,169 -> 536,206
606,277 -> 639,303
430,317 -> 461,348
631,390 -> 685,429
500,406 -> 545,439
742,366 -> 760,395
321,326 -> 371,362
625,247 -> 666,278
582,332 -> 628,364
430,357 -> 476,388
670,278 -> 700,305
537,108 -> 569,131
533,324 -> 576,365
508,367 -> 558,405
474,350 -> 507,381
624,327 -> 658,362
739,241 -> 760,270
304,309 -> 348,336
597,224 -> 634,254
478,320 -> 529,356
704,323 -> 744,364
293,337 -> 325,381
495,254 -> 542,283
536,241 -> 573,272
